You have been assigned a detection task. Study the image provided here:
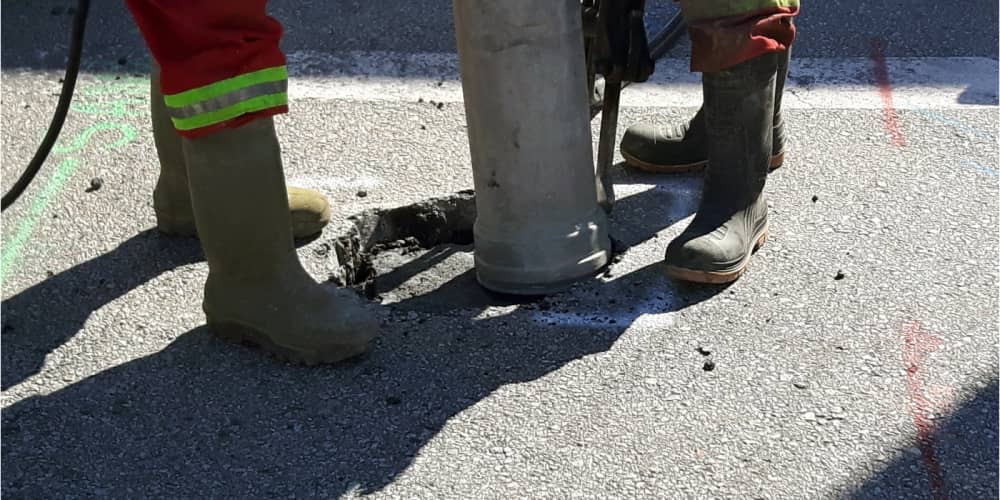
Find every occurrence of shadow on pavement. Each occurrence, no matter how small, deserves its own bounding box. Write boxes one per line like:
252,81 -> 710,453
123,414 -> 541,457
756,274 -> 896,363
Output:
0,270 -> 718,498
371,165 -> 706,313
4,151 -> 992,497
0,230 -> 202,390
4,259 -> 995,498
1,225 -> 329,391
1,1 -> 459,72
957,86 -> 1000,106
0,172 -> 727,497
848,380 -> 998,500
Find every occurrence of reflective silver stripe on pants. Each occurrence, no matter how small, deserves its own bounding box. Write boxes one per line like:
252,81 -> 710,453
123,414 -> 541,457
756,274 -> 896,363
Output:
166,80 -> 288,119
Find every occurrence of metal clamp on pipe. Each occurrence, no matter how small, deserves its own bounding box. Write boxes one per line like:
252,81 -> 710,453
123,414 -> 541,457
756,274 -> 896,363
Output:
583,0 -> 656,213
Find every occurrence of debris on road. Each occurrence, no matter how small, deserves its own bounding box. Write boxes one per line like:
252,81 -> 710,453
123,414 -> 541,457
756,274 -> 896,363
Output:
85,177 -> 103,193
312,243 -> 330,257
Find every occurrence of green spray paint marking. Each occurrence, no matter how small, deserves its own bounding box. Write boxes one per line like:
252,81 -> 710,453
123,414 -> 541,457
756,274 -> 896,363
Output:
53,122 -> 138,154
0,158 -> 81,286
1,75 -> 146,285
72,98 -> 146,118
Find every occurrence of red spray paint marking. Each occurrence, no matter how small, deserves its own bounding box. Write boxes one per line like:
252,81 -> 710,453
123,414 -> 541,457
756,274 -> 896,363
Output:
871,38 -> 907,147
900,321 -> 948,500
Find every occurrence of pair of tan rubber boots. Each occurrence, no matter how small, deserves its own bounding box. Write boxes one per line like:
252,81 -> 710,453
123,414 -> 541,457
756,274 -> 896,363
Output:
150,70 -> 378,365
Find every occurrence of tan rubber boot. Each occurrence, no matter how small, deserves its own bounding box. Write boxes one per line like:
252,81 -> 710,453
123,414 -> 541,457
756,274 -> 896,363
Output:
150,67 -> 331,239
150,67 -> 196,236
181,117 -> 379,364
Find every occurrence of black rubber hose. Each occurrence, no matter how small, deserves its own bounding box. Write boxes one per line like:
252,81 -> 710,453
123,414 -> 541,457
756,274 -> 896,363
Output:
2,0 -> 91,212
648,11 -> 685,61
614,11 -> 687,96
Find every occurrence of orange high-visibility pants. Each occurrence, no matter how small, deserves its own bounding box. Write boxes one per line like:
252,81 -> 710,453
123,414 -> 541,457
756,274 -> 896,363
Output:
678,0 -> 799,72
125,0 -> 289,138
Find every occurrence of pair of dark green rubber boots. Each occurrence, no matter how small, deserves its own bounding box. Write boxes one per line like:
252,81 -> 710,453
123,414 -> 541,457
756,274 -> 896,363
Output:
620,50 -> 790,284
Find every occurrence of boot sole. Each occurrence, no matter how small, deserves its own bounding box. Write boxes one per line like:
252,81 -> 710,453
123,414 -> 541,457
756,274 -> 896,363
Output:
770,151 -> 785,170
208,319 -> 371,366
156,226 -> 197,238
622,150 -> 708,173
664,226 -> 769,284
622,151 -> 785,174
155,212 -> 198,238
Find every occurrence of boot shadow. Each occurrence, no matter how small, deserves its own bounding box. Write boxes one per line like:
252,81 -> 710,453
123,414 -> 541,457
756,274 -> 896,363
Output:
0,258 -> 723,497
1,170 -> 731,497
1,229 -> 203,390
371,170 -> 710,313
608,165 -> 704,249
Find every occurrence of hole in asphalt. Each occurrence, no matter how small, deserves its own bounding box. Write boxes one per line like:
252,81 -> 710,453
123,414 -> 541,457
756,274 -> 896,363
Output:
328,190 -> 540,313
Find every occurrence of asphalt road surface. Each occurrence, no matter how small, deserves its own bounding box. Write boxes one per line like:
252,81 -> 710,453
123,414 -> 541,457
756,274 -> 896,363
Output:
2,1 -> 998,499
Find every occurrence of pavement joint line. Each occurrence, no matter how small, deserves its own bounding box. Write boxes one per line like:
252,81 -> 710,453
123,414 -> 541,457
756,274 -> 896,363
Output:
0,158 -> 80,287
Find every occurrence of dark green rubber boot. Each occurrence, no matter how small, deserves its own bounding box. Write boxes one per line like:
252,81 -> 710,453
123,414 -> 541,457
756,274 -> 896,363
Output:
663,53 -> 778,284
621,48 -> 790,174
182,118 -> 379,365
150,67 -> 332,239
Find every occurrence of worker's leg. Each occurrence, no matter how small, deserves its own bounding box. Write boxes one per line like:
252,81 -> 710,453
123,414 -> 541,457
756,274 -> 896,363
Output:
660,1 -> 795,283
183,118 -> 378,364
127,0 -> 378,363
148,67 -> 330,238
620,2 -> 796,173
681,0 -> 797,73
663,52 -> 779,283
141,0 -> 330,242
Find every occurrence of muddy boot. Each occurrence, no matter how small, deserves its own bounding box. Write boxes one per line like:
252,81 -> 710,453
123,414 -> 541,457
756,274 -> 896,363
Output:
663,53 -> 778,284
620,108 -> 709,173
620,48 -> 790,174
182,118 -> 379,364
770,47 -> 790,169
150,68 -> 331,239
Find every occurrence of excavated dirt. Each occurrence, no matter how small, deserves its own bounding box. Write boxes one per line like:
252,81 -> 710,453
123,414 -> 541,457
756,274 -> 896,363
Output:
323,190 -> 624,312
326,190 -> 534,312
